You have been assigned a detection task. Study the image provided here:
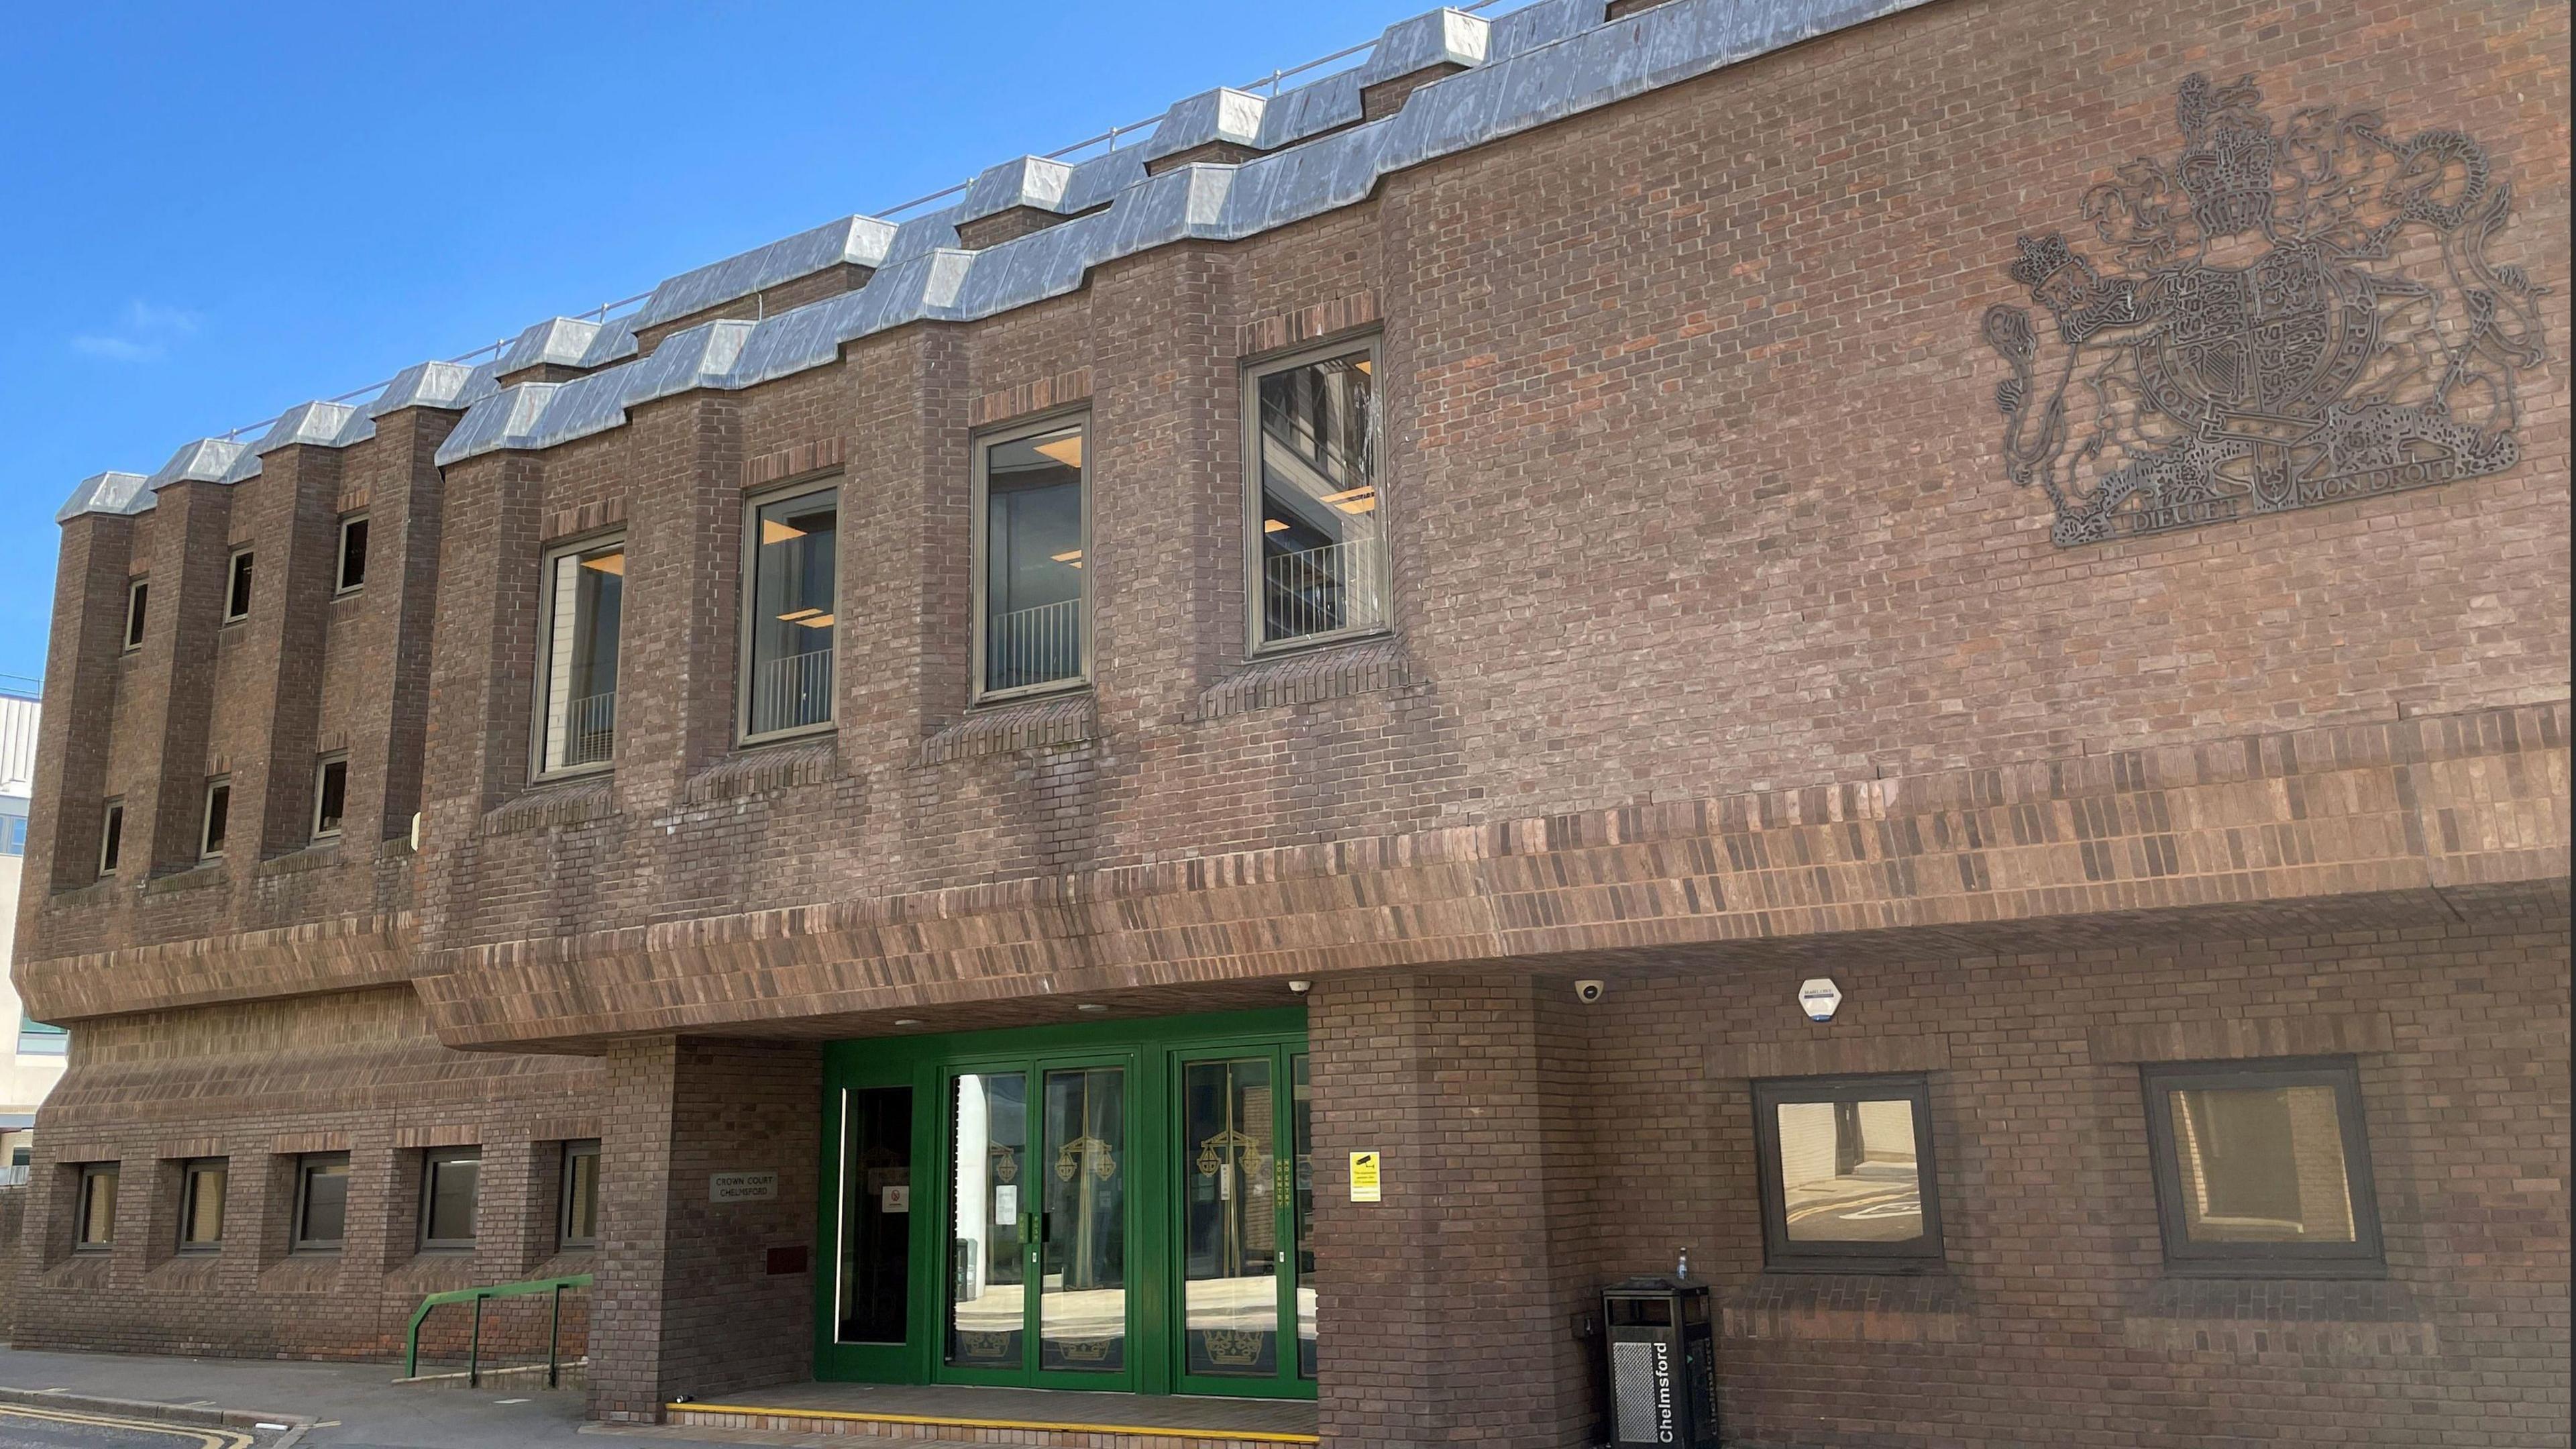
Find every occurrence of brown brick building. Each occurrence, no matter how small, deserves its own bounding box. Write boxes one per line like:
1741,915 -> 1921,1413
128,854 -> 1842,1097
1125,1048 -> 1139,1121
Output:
10,0 -> 2569,1445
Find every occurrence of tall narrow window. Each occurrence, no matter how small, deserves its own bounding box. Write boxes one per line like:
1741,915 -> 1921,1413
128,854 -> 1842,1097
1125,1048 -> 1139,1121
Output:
336,515 -> 370,593
559,1140 -> 601,1250
420,1147 -> 480,1250
98,799 -> 123,876
3,798 -> 28,856
2142,1057 -> 2383,1277
223,549 -> 255,623
1248,341 -> 1383,649
76,1163 -> 118,1248
292,1152 -> 350,1251
123,578 -> 149,651
311,755 -> 348,840
178,1159 -> 227,1251
199,777 -> 230,861
1752,1075 -> 1944,1272
975,421 -> 1085,698
743,488 -> 837,738
537,539 -> 624,774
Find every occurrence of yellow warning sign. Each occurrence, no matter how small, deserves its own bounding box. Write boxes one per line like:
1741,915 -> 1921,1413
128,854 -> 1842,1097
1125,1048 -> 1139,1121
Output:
1349,1150 -> 1382,1203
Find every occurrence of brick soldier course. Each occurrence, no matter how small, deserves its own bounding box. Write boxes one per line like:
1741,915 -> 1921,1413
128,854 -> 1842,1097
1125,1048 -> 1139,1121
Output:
9,0 -> 2569,1446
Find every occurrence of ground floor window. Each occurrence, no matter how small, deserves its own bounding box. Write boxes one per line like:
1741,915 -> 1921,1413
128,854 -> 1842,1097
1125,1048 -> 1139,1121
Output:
76,1163 -> 118,1248
1751,1074 -> 1943,1271
559,1140 -> 600,1250
178,1158 -> 227,1250
294,1152 -> 350,1250
2141,1057 -> 2382,1276
420,1147 -> 480,1250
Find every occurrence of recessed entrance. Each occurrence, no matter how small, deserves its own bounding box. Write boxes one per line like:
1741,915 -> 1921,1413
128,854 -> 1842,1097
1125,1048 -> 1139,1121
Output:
818,1010 -> 1315,1401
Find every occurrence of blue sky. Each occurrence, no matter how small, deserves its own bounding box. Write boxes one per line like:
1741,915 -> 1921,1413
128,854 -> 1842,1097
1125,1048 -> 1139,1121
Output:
0,0 -> 1440,691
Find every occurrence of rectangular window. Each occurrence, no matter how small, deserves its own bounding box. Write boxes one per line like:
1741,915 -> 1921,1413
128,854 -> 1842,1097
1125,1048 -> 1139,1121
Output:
199,777 -> 230,861
559,1139 -> 600,1250
2143,1057 -> 2383,1277
1248,341 -> 1383,650
292,1152 -> 350,1251
17,1021 -> 68,1056
310,755 -> 348,840
1,798 -> 26,856
975,421 -> 1085,698
223,549 -> 254,623
1752,1074 -> 1943,1272
537,539 -> 625,773
123,578 -> 149,651
98,799 -> 123,875
419,1147 -> 480,1250
76,1163 -> 118,1248
742,487 -> 838,738
178,1159 -> 227,1250
336,515 -> 370,593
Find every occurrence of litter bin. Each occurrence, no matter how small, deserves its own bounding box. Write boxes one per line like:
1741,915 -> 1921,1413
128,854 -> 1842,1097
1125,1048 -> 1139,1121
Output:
1602,1269 -> 1717,1447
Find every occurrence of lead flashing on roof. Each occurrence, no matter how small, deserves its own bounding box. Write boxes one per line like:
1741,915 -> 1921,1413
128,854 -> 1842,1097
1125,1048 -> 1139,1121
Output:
72,0 -> 1932,515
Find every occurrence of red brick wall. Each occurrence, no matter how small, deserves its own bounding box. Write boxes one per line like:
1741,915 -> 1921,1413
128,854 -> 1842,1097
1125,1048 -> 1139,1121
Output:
1560,916 -> 2571,1449
11,987 -> 602,1362
590,1038 -> 820,1420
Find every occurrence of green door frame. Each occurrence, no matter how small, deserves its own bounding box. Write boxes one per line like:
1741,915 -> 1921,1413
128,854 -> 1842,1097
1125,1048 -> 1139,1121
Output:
816,1009 -> 1313,1401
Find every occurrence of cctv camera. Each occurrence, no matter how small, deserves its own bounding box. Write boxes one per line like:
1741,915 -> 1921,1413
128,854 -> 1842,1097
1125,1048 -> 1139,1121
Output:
1574,979 -> 1606,1004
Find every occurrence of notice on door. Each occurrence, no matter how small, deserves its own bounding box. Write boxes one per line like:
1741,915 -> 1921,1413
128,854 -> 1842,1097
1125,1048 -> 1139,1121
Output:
1349,1150 -> 1383,1203
711,1171 -> 780,1204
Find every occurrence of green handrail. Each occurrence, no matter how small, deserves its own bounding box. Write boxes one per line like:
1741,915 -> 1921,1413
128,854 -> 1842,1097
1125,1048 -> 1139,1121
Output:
403,1273 -> 594,1387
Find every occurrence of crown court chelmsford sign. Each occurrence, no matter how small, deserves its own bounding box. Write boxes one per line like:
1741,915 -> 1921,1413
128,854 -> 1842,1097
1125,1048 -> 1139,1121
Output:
1982,72 -> 2550,547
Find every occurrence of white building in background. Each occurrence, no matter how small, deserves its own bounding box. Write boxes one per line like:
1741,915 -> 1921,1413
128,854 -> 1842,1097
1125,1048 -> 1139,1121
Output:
0,688 -> 63,1175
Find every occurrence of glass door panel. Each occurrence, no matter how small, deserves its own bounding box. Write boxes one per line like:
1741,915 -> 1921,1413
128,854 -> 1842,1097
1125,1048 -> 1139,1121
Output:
1293,1052 -> 1317,1379
947,1071 -> 1028,1371
1039,1067 -> 1128,1373
1181,1057 -> 1281,1377
839,1086 -> 913,1344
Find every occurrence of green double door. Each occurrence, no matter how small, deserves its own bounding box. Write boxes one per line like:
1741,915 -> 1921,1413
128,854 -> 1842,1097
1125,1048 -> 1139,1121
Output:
820,1012 -> 1316,1400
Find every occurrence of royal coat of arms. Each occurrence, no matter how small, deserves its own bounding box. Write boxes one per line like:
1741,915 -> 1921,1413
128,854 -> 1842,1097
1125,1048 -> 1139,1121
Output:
1983,73 -> 2548,545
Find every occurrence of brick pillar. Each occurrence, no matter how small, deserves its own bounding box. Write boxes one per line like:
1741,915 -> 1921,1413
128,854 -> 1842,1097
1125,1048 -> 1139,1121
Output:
229,441 -> 343,862
129,478 -> 233,875
23,513 -> 135,898
591,1037 -> 821,1422
366,407 -> 453,843
1308,969 -> 1597,1448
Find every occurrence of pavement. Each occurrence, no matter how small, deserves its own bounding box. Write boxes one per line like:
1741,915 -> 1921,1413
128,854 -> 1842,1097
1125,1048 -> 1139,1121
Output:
0,1348 -> 751,1449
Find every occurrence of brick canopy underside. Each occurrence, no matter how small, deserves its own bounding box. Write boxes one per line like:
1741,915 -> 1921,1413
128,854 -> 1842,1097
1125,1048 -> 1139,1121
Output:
27,700 -> 2559,1049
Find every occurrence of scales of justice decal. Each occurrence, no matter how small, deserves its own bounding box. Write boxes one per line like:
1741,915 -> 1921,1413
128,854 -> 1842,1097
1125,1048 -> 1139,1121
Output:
1983,72 -> 2548,545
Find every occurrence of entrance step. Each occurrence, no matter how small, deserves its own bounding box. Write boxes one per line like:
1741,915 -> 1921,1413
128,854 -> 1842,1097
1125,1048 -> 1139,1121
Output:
662,1385 -> 1316,1449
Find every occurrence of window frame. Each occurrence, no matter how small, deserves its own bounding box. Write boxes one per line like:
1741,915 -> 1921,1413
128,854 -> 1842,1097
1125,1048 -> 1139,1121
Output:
222,547 -> 255,624
531,533 -> 628,780
2140,1056 -> 2385,1279
198,776 -> 231,863
558,1138 -> 601,1250
97,798 -> 124,877
335,513 -> 370,595
75,1163 -> 118,1250
735,481 -> 843,744
123,577 -> 149,651
310,753 -> 350,842
417,1146 -> 481,1252
1750,1073 -> 1946,1274
969,413 -> 1092,705
290,1151 -> 352,1253
1242,334 -> 1389,659
177,1157 -> 228,1253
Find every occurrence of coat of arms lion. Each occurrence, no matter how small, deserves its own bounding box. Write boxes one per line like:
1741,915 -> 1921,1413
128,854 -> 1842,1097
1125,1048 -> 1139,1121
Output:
1983,72 -> 2548,545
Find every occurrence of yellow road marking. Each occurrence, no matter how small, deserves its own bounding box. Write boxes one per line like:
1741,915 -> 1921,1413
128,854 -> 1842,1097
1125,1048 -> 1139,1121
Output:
0,1401 -> 256,1447
671,1400 -> 1320,1444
